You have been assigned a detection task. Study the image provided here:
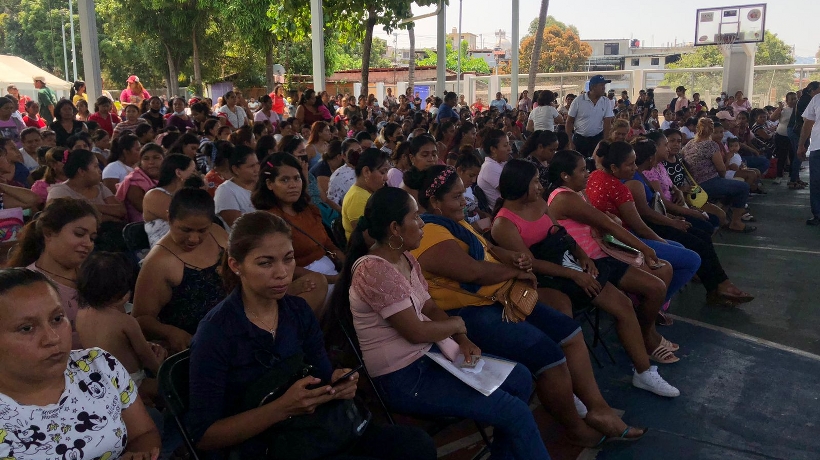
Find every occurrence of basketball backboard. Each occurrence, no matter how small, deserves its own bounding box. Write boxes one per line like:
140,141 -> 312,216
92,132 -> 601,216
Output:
695,4 -> 766,46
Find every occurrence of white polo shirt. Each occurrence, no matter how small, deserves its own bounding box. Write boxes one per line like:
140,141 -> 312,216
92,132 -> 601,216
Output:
568,93 -> 614,137
803,93 -> 820,150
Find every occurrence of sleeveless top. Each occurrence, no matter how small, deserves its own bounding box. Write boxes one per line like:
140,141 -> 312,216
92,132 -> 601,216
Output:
155,233 -> 226,335
145,187 -> 171,247
493,207 -> 552,247
547,187 -> 606,259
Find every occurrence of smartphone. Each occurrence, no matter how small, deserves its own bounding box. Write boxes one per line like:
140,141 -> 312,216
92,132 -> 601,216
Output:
331,365 -> 363,387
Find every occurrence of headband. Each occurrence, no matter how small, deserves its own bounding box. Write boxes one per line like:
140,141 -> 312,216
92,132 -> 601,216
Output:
425,167 -> 456,198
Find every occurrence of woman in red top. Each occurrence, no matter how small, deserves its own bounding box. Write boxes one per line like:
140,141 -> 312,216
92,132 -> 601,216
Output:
586,141 -> 701,320
268,85 -> 286,121
88,96 -> 121,137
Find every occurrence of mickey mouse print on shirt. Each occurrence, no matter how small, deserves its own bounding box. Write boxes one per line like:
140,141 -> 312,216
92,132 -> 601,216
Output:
0,348 -> 136,459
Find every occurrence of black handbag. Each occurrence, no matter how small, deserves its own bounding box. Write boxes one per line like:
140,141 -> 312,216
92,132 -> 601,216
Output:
242,352 -> 371,460
528,225 -> 582,285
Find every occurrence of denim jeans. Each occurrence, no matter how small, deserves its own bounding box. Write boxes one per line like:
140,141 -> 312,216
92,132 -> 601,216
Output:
787,130 -> 803,183
374,356 -> 550,460
699,176 -> 750,209
811,150 -> 820,218
742,154 -> 770,173
449,302 -> 581,376
637,238 -> 701,302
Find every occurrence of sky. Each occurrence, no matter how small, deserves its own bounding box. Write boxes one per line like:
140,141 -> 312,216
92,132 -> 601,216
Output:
376,0 -> 817,58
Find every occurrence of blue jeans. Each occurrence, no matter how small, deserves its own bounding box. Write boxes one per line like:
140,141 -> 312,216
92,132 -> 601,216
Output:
449,302 -> 581,376
742,154 -> 769,172
700,176 -> 750,209
374,356 -> 550,460
788,130 -> 803,182
811,150 -> 820,218
638,238 -> 701,302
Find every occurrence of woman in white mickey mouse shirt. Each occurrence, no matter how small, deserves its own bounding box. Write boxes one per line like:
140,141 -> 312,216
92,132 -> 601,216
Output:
0,269 -> 160,459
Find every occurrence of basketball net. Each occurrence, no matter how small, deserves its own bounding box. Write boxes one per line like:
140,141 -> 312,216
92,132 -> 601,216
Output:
717,33 -> 738,55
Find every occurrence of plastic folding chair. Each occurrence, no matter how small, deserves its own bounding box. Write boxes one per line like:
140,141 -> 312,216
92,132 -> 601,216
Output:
157,349 -> 201,460
337,320 -> 492,460
122,222 -> 150,253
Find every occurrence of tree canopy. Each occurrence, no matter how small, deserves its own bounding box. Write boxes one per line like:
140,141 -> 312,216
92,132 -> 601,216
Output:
418,41 -> 491,74
519,23 -> 591,73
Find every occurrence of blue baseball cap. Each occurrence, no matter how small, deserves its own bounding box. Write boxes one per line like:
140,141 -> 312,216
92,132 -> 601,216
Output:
589,75 -> 611,86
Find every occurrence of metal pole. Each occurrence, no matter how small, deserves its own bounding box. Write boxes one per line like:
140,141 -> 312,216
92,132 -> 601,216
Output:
61,22 -> 70,80
510,0 -> 519,106
78,0 -> 102,98
456,0 -> 462,97
310,0 -> 325,91
68,0 -> 78,80
436,0 -> 446,96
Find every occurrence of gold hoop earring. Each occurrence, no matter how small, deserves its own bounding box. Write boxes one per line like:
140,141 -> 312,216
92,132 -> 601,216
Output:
388,234 -> 404,251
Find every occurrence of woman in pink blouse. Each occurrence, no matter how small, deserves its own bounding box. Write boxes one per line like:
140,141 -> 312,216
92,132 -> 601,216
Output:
329,186 -> 553,459
115,143 -> 164,222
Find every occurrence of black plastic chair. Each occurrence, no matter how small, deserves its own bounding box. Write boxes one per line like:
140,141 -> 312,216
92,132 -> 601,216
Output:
122,222 -> 150,253
573,305 -> 616,368
337,320 -> 492,459
157,349 -> 201,460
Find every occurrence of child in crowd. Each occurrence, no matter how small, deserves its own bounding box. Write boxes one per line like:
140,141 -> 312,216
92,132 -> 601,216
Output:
217,125 -> 232,141
75,252 -> 167,400
627,115 -> 647,140
22,101 -> 46,129
41,129 -> 57,147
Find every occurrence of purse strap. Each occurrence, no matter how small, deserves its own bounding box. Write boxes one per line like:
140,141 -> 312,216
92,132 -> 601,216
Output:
277,209 -> 335,258
677,154 -> 701,188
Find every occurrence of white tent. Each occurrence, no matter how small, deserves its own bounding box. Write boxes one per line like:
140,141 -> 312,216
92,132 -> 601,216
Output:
0,55 -> 72,101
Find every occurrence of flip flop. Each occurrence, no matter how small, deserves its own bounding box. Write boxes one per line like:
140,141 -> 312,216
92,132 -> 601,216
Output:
660,336 -> 679,352
725,225 -> 756,234
649,345 -> 679,364
605,427 -> 648,443
741,213 -> 757,222
656,311 -> 674,327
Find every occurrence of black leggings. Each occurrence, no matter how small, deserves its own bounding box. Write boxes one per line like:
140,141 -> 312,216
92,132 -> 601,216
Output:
774,133 -> 794,177
647,221 -> 729,292
329,423 -> 436,460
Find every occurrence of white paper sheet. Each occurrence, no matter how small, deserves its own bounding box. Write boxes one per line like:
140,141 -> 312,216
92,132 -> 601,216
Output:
425,352 -> 517,396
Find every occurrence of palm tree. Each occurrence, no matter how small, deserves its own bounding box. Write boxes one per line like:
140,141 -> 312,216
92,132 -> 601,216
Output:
527,0 -> 549,95
408,23 -> 416,89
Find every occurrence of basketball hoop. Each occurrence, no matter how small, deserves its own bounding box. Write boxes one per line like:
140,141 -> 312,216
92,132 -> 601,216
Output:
717,33 -> 738,54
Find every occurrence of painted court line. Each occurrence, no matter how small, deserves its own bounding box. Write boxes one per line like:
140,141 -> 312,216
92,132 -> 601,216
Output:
713,242 -> 820,255
668,314 -> 820,362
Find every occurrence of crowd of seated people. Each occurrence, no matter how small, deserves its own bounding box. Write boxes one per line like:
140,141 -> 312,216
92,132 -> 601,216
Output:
0,79 -> 807,458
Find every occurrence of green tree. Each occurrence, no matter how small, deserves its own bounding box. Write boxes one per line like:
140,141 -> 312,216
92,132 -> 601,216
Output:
663,31 -> 796,103
527,15 -> 578,36
335,37 -> 391,70
418,41 -> 491,74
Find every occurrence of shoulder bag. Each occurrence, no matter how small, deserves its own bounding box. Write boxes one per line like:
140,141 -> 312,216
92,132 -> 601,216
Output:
678,156 -> 709,208
278,211 -> 342,270
240,352 -> 371,460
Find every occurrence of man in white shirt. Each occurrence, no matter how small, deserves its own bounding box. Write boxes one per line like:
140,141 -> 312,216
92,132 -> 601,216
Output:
18,128 -> 42,171
606,89 -> 617,112
566,75 -> 614,168
797,92 -> 820,225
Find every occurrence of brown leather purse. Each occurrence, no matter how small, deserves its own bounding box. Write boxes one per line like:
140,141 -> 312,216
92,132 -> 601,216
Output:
430,277 -> 538,323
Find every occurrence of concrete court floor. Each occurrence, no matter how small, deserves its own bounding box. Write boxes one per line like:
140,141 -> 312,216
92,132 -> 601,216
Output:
438,173 -> 820,460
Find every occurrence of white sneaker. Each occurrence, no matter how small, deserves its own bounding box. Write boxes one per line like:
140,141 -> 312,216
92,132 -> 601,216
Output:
573,394 -> 588,418
632,366 -> 680,397
773,177 -> 783,185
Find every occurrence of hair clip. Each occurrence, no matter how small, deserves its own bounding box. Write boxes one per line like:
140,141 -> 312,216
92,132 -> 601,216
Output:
62,150 -> 71,164
266,161 -> 274,168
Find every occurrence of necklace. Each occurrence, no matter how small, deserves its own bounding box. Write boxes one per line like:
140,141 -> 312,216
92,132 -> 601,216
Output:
247,308 -> 278,339
34,263 -> 77,284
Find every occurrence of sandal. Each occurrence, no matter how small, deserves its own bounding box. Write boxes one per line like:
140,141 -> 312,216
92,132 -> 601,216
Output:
725,225 -> 757,233
605,427 -> 648,444
789,182 -> 806,190
660,336 -> 679,352
741,213 -> 757,222
707,292 -> 739,308
649,345 -> 679,364
656,311 -> 674,326
717,290 -> 754,304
